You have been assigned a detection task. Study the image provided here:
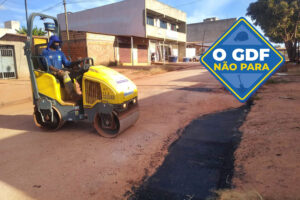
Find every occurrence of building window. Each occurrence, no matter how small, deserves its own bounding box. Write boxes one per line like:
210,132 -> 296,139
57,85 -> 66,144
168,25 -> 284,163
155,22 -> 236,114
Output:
160,20 -> 167,29
147,16 -> 154,26
171,24 -> 177,31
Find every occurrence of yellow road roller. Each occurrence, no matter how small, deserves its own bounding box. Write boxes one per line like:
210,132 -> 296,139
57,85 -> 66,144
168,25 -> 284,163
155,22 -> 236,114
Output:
24,13 -> 139,137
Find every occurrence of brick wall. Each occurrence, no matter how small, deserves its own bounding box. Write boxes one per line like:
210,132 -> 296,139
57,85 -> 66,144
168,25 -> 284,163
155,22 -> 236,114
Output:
61,31 -> 117,65
61,31 -> 87,41
61,31 -> 88,61
86,33 -> 117,66
61,40 -> 88,61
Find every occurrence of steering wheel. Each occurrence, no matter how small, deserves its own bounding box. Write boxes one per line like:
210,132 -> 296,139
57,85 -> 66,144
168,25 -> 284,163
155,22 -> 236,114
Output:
82,58 -> 94,71
63,58 -> 94,83
70,57 -> 94,72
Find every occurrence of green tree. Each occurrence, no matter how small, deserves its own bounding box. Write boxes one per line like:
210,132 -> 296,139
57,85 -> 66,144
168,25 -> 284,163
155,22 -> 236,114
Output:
15,26 -> 27,34
16,26 -> 47,36
247,0 -> 300,61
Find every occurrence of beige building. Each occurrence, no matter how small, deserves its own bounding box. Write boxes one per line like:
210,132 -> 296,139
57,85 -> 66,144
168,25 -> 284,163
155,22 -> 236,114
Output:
0,34 -> 47,79
0,40 -> 25,79
0,21 -> 22,79
0,21 -> 20,38
58,0 -> 187,65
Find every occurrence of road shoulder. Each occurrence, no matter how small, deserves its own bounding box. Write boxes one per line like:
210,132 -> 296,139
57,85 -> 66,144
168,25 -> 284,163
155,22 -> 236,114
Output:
221,69 -> 300,200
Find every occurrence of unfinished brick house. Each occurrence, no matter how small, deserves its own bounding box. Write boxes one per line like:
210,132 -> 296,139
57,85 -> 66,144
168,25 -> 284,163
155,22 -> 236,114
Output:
60,31 -> 117,66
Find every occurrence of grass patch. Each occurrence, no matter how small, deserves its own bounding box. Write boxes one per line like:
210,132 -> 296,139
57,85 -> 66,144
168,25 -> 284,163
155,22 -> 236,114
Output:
116,65 -> 187,77
208,189 -> 264,200
251,94 -> 261,101
130,66 -> 181,75
266,78 -> 289,85
287,66 -> 300,75
148,67 -> 167,75
148,66 -> 181,74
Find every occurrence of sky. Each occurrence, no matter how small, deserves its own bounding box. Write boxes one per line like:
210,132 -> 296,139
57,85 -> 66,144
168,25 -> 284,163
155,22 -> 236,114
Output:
0,0 -> 259,31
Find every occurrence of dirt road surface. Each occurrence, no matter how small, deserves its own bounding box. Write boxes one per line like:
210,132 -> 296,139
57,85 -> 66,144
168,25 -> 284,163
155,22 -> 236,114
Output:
0,65 -> 241,200
231,74 -> 300,200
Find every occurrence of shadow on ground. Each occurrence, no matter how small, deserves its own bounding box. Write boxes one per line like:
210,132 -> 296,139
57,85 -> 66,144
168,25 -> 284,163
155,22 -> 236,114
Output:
129,102 -> 252,200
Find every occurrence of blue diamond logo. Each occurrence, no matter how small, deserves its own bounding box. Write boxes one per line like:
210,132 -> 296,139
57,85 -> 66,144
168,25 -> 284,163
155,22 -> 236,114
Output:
200,17 -> 285,103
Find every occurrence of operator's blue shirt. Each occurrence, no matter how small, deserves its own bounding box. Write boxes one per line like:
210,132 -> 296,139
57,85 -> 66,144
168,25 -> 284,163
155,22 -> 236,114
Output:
42,49 -> 71,70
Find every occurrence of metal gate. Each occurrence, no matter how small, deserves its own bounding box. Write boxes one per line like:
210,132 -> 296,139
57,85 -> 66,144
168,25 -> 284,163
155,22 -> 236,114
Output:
0,46 -> 16,79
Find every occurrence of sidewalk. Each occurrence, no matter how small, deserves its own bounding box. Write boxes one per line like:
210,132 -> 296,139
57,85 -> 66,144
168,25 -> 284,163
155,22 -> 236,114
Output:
217,66 -> 300,200
0,79 -> 32,108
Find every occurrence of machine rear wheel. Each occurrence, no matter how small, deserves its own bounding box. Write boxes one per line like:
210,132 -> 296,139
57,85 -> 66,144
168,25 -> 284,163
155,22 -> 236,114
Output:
93,113 -> 121,138
33,107 -> 65,130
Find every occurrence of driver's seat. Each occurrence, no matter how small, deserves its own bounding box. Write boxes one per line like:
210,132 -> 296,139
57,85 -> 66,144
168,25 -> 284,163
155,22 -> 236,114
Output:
31,43 -> 49,71
34,70 -> 76,106
32,44 -> 77,105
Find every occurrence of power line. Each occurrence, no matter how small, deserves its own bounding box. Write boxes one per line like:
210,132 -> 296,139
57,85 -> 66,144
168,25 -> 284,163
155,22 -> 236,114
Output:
40,1 -> 63,12
39,0 -> 101,13
66,0 -> 116,5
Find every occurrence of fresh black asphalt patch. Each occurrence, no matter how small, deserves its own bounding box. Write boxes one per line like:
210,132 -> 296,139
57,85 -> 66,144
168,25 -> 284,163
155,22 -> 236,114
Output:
129,104 -> 251,200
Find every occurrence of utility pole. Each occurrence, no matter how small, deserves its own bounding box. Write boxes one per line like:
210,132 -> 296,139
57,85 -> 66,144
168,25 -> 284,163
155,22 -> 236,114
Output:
24,0 -> 28,26
63,0 -> 70,41
201,31 -> 206,55
131,36 -> 134,66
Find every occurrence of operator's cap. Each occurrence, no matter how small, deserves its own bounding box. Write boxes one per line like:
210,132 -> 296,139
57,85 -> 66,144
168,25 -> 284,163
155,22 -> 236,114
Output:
47,35 -> 62,49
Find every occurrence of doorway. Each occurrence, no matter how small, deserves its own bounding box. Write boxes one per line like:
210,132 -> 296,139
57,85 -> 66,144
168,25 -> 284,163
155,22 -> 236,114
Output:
0,45 -> 16,79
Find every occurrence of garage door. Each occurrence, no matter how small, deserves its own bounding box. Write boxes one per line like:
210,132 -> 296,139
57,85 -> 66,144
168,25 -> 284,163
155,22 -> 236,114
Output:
138,45 -> 148,63
119,43 -> 131,63
0,46 -> 16,79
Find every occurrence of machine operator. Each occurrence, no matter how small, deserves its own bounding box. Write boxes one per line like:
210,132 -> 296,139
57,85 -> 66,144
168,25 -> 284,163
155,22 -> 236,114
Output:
42,35 -> 82,101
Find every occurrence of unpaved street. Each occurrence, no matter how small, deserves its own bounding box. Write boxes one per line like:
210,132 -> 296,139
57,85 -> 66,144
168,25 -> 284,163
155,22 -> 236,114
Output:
232,74 -> 300,200
0,65 -> 241,200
